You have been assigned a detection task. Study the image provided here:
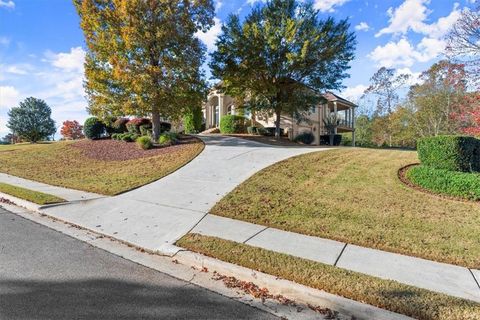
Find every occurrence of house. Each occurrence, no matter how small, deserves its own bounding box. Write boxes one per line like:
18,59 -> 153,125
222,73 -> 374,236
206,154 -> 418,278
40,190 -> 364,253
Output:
202,85 -> 357,146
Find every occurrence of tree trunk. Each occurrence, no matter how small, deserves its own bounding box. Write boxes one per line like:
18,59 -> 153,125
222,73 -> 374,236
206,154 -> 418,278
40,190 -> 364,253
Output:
329,133 -> 334,146
152,109 -> 161,141
274,109 -> 281,140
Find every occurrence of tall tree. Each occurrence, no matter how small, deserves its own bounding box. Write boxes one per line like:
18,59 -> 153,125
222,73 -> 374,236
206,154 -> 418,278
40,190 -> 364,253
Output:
61,120 -> 85,140
363,67 -> 410,116
210,0 -> 356,138
7,97 -> 56,143
75,0 -> 214,139
408,60 -> 467,137
446,5 -> 480,84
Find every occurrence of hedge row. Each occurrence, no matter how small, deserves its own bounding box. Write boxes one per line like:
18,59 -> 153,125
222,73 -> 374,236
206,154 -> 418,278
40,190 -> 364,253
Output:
219,115 -> 245,134
417,135 -> 480,172
406,165 -> 480,201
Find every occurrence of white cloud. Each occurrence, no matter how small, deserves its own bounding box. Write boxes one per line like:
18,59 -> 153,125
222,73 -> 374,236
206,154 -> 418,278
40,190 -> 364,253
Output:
0,86 -> 20,109
376,0 -> 461,39
355,22 -> 370,32
368,37 -> 445,67
0,0 -> 14,9
342,84 -> 368,102
196,17 -> 222,52
313,0 -> 350,12
215,0 -> 223,11
0,36 -> 10,46
47,47 -> 86,72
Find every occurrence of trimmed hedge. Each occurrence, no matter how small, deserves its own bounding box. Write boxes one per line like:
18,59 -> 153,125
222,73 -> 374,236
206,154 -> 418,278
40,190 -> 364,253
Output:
183,106 -> 203,134
219,115 -> 245,134
417,135 -> 480,172
407,165 -> 480,201
83,117 -> 105,140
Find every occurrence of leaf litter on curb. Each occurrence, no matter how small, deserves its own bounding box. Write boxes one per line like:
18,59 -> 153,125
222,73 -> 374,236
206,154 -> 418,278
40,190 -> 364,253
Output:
211,271 -> 340,319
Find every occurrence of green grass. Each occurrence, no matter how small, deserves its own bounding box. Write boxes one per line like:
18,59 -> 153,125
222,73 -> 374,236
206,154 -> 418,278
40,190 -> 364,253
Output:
407,165 -> 480,201
211,148 -> 480,268
178,234 -> 480,320
0,182 -> 65,205
0,140 -> 204,195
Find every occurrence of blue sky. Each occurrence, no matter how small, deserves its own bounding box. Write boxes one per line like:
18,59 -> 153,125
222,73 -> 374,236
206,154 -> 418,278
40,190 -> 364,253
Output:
0,0 -> 475,137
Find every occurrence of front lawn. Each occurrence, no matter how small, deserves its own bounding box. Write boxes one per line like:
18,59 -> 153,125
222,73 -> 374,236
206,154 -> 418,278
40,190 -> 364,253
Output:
0,182 -> 65,205
0,136 -> 203,195
211,148 -> 480,268
178,234 -> 479,320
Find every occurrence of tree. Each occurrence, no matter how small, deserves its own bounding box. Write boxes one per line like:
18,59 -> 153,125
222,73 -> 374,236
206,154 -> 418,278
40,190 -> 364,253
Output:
7,97 -> 56,143
75,0 -> 214,140
408,60 -> 467,137
446,5 -> 480,84
210,0 -> 356,138
363,67 -> 410,116
61,120 -> 85,140
354,115 -> 373,147
322,113 -> 339,146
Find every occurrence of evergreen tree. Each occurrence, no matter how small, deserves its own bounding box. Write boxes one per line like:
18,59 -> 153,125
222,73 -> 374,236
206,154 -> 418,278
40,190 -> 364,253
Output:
7,97 -> 56,143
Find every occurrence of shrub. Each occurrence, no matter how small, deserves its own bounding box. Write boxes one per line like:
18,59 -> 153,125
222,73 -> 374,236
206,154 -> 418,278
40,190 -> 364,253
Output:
407,165 -> 480,200
103,116 -> 117,135
294,132 -> 315,145
158,132 -> 178,146
83,117 -> 105,140
219,115 -> 245,134
112,118 -> 129,133
118,133 -> 138,142
111,133 -> 119,140
126,118 -> 151,134
417,135 -> 480,172
61,120 -> 84,140
183,107 -> 203,134
320,134 -> 342,146
139,124 -> 152,136
136,136 -> 153,150
247,126 -> 257,135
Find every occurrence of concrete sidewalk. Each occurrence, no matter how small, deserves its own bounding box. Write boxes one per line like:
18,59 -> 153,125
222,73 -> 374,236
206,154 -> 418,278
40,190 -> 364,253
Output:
191,214 -> 480,303
0,172 -> 103,202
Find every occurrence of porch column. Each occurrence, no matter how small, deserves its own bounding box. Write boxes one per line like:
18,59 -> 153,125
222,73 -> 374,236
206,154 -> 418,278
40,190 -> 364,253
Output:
333,101 -> 338,134
205,104 -> 210,128
218,94 -> 224,127
352,107 -> 356,147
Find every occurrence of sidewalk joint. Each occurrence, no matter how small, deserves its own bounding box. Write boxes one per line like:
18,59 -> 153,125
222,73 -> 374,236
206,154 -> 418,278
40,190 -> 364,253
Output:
334,243 -> 348,267
243,227 -> 269,244
468,268 -> 480,291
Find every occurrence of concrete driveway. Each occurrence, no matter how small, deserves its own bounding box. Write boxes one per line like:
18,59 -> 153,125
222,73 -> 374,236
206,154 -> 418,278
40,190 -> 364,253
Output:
43,135 -> 326,254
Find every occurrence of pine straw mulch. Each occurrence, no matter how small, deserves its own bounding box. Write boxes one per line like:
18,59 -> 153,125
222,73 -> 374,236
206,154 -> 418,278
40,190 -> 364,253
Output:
69,135 -> 201,161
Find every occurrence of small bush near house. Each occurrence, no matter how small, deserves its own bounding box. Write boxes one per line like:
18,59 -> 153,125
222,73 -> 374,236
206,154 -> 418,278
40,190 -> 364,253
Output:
126,118 -> 151,134
112,118 -> 129,133
407,166 -> 480,201
158,132 -> 178,146
247,126 -> 257,135
294,132 -> 315,145
83,117 -> 105,140
219,115 -> 245,134
139,124 -> 152,137
103,116 -> 118,135
417,135 -> 480,172
136,136 -> 153,150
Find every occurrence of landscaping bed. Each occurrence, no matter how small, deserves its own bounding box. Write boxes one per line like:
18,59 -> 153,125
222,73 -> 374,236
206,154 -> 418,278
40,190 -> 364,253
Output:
0,182 -> 65,205
178,233 -> 480,320
210,148 -> 480,268
0,136 -> 204,195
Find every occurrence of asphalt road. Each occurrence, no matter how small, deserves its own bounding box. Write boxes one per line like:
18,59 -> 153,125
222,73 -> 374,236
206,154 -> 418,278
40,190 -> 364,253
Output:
0,207 -> 277,320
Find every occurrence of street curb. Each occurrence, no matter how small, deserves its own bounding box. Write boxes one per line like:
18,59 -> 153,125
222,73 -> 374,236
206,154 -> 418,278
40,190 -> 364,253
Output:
0,192 -> 42,212
173,250 -> 412,320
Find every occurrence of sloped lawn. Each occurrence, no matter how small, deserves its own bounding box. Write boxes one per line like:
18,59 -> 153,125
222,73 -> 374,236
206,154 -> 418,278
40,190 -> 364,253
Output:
211,148 -> 480,268
0,137 -> 203,195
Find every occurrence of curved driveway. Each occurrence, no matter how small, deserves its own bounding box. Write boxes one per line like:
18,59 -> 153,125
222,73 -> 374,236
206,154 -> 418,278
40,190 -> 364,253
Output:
44,135 -> 326,254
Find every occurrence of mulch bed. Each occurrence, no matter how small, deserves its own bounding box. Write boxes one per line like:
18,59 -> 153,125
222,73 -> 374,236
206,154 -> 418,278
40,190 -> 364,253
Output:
69,136 -> 201,161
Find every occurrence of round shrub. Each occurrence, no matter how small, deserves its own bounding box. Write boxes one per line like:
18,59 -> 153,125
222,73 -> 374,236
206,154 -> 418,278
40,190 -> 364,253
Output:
83,117 -> 105,140
136,136 -> 153,150
294,132 -> 315,145
247,126 -> 257,135
139,124 -> 152,136
219,115 -> 245,134
158,132 -> 178,146
126,118 -> 151,134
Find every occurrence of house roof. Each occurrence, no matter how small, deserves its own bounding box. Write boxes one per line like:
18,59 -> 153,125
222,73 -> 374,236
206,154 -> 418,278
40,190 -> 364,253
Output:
322,92 -> 357,108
